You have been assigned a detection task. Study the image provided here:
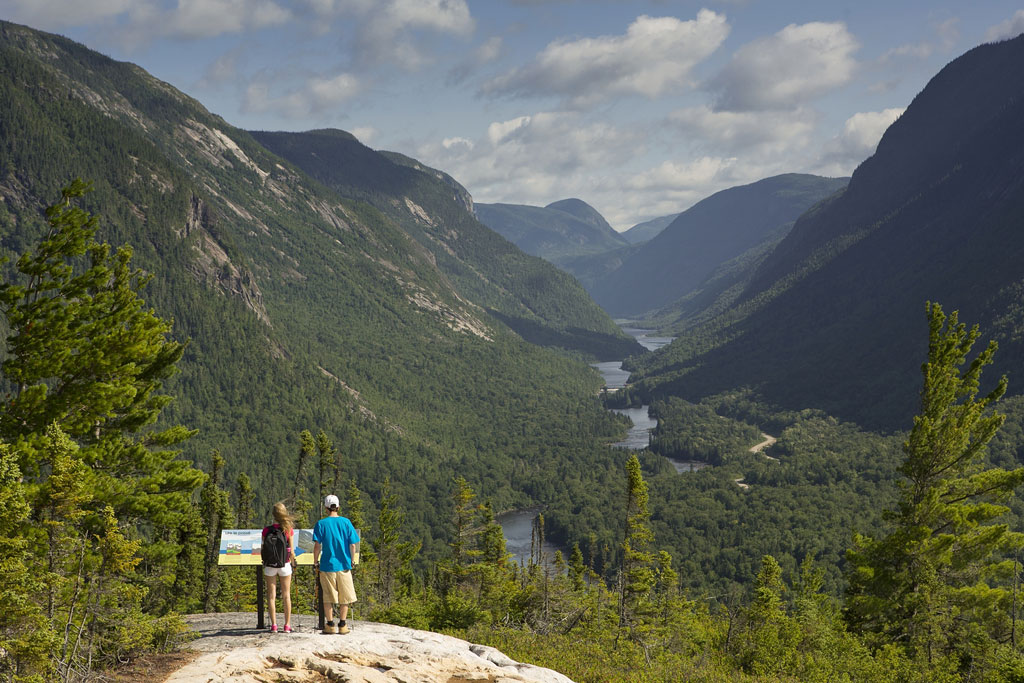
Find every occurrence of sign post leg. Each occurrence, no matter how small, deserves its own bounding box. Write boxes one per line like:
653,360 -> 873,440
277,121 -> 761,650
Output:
256,565 -> 265,630
316,568 -> 325,631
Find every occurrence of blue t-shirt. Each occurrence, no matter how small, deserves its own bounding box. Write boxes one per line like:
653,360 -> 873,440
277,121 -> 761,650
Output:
312,515 -> 360,572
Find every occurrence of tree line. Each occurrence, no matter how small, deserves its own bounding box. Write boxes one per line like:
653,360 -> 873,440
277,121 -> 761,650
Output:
3,185 -> 1024,682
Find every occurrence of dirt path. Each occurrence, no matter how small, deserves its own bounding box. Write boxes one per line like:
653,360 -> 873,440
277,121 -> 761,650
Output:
749,433 -> 777,460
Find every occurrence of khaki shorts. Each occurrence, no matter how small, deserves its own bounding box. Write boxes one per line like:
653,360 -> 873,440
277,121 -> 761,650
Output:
319,570 -> 357,605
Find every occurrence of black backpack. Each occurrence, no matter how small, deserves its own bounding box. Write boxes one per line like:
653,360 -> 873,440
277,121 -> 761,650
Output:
262,525 -> 288,568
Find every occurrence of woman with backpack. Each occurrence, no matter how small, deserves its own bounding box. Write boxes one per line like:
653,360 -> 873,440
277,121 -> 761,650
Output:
262,502 -> 297,633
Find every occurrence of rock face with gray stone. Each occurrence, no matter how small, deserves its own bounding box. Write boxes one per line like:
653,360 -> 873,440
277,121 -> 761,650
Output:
171,613 -> 574,683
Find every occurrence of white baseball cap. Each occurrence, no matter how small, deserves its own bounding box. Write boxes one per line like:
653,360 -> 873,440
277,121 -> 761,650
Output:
324,494 -> 340,509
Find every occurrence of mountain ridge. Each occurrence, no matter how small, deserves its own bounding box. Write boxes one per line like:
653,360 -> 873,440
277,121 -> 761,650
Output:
589,173 -> 849,317
627,33 -> 1024,431
0,19 -> 637,560
474,197 -> 630,265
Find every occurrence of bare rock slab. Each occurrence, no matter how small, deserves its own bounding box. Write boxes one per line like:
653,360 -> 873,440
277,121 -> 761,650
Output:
171,613 -> 574,683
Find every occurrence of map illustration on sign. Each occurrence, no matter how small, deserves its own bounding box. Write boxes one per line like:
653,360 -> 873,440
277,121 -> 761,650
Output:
217,529 -> 315,565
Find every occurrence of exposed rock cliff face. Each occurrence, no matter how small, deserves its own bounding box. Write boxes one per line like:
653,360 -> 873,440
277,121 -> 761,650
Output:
181,193 -> 269,325
173,613 -> 573,683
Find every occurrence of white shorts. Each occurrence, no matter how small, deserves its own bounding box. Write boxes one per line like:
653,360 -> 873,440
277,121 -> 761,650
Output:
263,563 -> 293,577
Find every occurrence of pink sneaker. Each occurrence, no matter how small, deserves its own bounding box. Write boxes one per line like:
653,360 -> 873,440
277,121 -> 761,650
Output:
283,625 -> 293,633
270,625 -> 278,633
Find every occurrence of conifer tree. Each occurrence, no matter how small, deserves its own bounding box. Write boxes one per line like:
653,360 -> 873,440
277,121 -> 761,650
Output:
450,476 -> 479,583
735,555 -> 799,676
568,543 -> 586,592
620,453 -> 655,630
0,443 -> 53,680
0,180 -> 200,521
346,477 -> 366,531
316,430 -> 336,504
291,430 -> 316,527
0,181 -> 202,604
846,303 -> 1024,670
200,451 -> 233,612
235,472 -> 254,528
373,477 -> 421,608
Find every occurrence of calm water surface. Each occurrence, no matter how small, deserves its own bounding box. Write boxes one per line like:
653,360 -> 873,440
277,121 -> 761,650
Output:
499,325 -> 692,557
496,507 -> 562,566
592,325 -> 675,450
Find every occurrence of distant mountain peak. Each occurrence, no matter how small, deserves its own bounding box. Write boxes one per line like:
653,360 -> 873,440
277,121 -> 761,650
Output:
476,198 -> 628,264
629,33 -> 1024,431
545,198 -> 612,230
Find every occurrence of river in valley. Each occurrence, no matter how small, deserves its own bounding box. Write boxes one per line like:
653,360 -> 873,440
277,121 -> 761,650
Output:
498,325 -> 703,561
595,325 -> 709,473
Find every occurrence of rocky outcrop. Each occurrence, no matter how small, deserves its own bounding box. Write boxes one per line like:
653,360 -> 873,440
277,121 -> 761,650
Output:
181,194 -> 270,325
172,613 -> 574,683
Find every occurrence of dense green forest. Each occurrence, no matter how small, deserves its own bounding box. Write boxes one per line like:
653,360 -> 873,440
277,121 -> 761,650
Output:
4,20 -> 1024,683
0,19 -> 644,568
3,194 -> 1022,683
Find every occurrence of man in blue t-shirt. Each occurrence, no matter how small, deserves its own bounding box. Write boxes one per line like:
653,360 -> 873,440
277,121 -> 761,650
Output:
313,494 -> 360,634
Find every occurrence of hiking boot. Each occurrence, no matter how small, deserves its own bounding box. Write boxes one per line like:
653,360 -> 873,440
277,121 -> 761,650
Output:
322,621 -> 338,634
338,623 -> 350,635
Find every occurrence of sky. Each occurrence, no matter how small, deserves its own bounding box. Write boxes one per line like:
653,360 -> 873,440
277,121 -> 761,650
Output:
3,1 -> 1024,231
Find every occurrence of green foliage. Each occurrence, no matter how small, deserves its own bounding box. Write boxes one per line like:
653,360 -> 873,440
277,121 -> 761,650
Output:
620,453 -> 655,629
648,397 -> 762,465
199,451 -> 232,612
0,443 -> 53,681
0,22 -> 639,577
0,183 -> 202,677
370,477 -> 421,609
846,303 -> 1024,674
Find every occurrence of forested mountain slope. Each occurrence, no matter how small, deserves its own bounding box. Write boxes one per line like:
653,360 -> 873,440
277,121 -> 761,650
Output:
474,198 -> 630,265
589,174 -> 848,317
249,130 -> 641,359
627,33 -> 1024,432
0,20 -> 635,558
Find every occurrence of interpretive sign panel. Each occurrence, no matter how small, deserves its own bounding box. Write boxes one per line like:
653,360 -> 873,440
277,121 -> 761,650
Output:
217,528 -> 315,565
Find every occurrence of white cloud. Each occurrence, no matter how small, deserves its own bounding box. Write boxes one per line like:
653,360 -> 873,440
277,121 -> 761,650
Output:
442,136 -> 474,151
2,0 -> 148,28
476,36 -> 503,63
619,157 -> 734,194
357,0 -> 475,68
487,116 -> 532,145
419,111 -> 642,214
307,73 -> 361,105
244,71 -> 361,119
386,0 -> 473,34
11,0 -> 292,43
879,42 -> 932,63
711,21 -> 859,111
813,108 -> 904,176
482,10 -> 729,107
595,157 -> 738,226
351,126 -> 377,144
667,106 -> 818,157
935,18 -> 960,51
985,10 -> 1024,42
160,0 -> 292,39
878,18 -> 958,65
